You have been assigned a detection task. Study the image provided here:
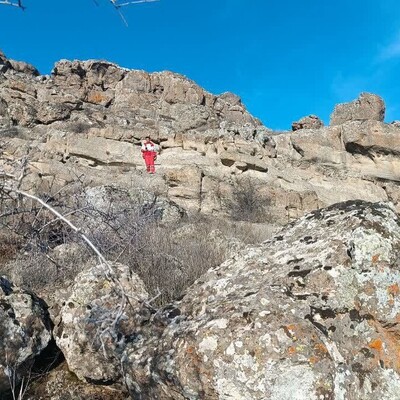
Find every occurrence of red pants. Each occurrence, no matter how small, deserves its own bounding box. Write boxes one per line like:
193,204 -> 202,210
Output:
142,151 -> 156,173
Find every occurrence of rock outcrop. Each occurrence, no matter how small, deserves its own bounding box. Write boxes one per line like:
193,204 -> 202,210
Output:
3,197 -> 400,399
0,51 -> 277,217
2,52 -> 400,225
0,277 -> 52,393
4,200 -> 400,399
330,92 -> 385,126
123,200 -> 400,399
292,114 -> 324,131
5,50 -> 400,400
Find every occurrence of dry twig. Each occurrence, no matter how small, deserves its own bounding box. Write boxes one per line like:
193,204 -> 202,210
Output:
0,0 -> 25,9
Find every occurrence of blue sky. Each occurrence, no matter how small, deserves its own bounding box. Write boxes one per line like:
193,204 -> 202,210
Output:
1,0 -> 400,129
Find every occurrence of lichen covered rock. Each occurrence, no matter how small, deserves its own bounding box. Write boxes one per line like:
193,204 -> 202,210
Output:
54,263 -> 149,384
124,200 -> 400,399
0,277 -> 52,393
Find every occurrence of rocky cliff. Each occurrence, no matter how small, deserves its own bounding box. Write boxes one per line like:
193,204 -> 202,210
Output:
1,51 -> 399,224
2,51 -> 400,399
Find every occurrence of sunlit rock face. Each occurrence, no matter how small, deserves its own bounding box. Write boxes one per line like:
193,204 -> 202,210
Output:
330,92 -> 385,126
124,200 -> 400,399
2,51 -> 400,225
292,114 -> 324,131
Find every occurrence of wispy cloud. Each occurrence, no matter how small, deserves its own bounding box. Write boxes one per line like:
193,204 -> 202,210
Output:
377,33 -> 400,62
330,72 -> 371,100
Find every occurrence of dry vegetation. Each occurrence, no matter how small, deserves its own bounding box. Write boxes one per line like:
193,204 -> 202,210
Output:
225,177 -> 272,223
0,182 -> 276,305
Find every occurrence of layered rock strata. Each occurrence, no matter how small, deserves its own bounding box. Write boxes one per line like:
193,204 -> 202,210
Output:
1,52 -> 399,226
1,52 -> 399,225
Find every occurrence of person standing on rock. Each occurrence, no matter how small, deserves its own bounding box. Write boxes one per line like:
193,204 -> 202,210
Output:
141,136 -> 158,174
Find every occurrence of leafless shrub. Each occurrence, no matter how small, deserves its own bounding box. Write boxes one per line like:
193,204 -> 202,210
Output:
0,231 -> 21,265
0,191 -> 92,291
225,177 -> 271,223
2,246 -> 91,292
0,182 -> 267,306
121,220 -> 228,306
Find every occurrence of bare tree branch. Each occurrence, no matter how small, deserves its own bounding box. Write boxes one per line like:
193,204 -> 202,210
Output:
0,0 -> 25,9
5,187 -> 108,265
0,0 -> 159,10
111,0 -> 159,8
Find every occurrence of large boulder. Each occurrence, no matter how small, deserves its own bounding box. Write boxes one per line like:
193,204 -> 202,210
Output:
0,277 -> 52,394
8,60 -> 39,76
124,200 -> 400,399
53,263 -> 149,384
292,115 -> 324,131
330,93 -> 385,126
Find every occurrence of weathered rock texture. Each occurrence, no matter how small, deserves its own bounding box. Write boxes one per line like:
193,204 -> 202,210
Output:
1,52 -> 400,225
124,200 -> 400,399
0,277 -> 52,393
292,114 -> 324,131
26,363 -> 128,400
5,52 -> 400,399
330,92 -> 385,126
54,263 -> 149,384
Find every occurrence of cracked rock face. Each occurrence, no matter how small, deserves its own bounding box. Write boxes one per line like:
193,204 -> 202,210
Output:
0,277 -> 52,393
124,200 -> 400,399
53,263 -> 149,384
330,93 -> 385,126
2,50 -> 400,226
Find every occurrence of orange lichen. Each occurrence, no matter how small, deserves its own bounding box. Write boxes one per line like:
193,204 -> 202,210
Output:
367,320 -> 400,372
287,346 -> 297,355
371,254 -> 380,264
286,324 -> 297,332
368,338 -> 383,351
309,356 -> 319,365
388,284 -> 400,297
283,324 -> 298,340
314,343 -> 328,355
87,91 -> 107,104
186,346 -> 195,354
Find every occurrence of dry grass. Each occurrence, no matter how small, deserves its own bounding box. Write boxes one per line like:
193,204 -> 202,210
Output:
0,184 -> 279,305
119,220 -> 228,305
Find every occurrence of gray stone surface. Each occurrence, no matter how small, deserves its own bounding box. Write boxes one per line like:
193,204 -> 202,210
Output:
330,92 -> 385,126
292,114 -> 324,131
54,263 -> 149,384
124,200 -> 400,399
0,277 -> 52,393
